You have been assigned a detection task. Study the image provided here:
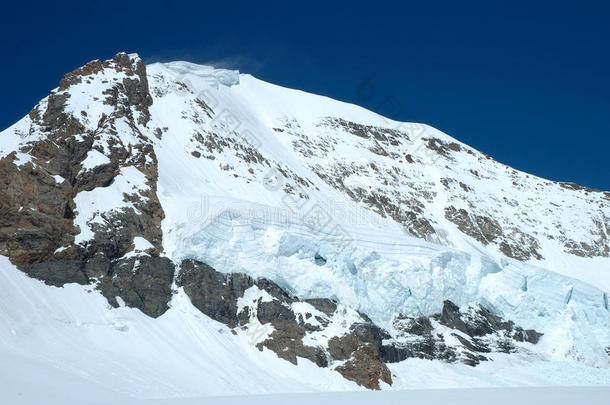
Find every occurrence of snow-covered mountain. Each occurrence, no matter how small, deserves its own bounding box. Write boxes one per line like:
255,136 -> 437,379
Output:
0,53 -> 608,402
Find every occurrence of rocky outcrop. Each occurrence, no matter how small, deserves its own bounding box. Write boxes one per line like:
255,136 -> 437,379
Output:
96,256 -> 175,317
177,259 -> 254,327
444,206 -> 542,261
177,259 -> 390,389
1,52 -> 163,268
328,323 -> 392,388
381,300 -> 543,367
0,151 -> 76,265
21,255 -> 175,318
335,344 -> 392,390
0,53 -> 171,317
176,260 -> 543,388
438,300 -> 542,344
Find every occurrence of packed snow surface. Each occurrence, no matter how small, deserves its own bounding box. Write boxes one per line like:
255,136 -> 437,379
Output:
111,387 -> 610,405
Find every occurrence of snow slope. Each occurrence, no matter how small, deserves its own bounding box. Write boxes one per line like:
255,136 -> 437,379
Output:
0,256 -> 358,401
1,256 -> 608,403
146,61 -> 610,291
145,59 -> 610,364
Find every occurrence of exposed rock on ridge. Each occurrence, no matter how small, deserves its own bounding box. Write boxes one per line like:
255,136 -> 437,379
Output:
0,53 -> 168,316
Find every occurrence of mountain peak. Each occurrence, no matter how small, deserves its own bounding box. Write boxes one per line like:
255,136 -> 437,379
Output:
57,52 -> 144,91
0,54 -> 608,394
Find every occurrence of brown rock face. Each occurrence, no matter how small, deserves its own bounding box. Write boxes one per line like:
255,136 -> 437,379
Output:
59,60 -> 104,90
0,79 -> 95,266
258,323 -> 328,368
0,53 -> 171,317
327,323 -> 392,389
0,152 -> 76,265
1,53 -> 163,262
335,344 -> 392,390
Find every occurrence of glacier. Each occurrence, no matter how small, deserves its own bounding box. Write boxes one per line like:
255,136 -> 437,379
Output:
173,208 -> 610,367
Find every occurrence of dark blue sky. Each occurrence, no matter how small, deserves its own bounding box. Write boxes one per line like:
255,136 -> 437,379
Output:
2,1 -> 608,190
